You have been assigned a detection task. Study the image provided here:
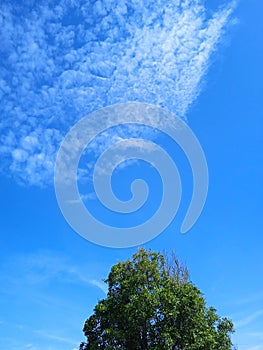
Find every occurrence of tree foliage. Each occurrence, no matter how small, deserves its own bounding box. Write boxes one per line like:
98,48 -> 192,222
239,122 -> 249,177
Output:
80,249 -> 234,350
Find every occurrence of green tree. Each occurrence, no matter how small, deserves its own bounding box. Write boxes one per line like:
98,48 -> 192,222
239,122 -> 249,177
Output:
80,249 -> 234,350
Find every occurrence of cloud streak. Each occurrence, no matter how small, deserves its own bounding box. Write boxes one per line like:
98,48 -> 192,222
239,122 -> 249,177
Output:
33,329 -> 78,346
0,250 -> 106,293
0,0 -> 236,185
235,310 -> 263,329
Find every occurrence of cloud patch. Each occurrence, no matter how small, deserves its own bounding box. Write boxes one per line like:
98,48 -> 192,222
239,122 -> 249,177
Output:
0,0 -> 236,185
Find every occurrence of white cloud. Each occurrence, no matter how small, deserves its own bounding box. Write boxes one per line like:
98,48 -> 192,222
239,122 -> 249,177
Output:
0,0 -> 236,186
245,345 -> 263,350
235,310 -> 263,329
233,292 -> 263,306
34,329 -> 78,346
0,250 -> 106,291
89,279 -> 108,294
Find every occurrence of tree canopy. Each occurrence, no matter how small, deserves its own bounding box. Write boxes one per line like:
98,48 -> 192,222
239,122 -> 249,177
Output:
80,249 -> 234,350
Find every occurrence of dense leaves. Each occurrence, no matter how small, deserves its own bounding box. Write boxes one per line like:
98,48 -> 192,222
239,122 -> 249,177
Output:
80,249 -> 234,350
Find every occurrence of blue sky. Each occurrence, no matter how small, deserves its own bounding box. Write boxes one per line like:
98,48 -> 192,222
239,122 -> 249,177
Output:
0,0 -> 263,349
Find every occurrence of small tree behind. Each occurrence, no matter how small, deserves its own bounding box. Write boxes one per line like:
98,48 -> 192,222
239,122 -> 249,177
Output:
80,249 -> 234,350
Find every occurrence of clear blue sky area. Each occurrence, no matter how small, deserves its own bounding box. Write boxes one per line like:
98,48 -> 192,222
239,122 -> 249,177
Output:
0,1 -> 263,349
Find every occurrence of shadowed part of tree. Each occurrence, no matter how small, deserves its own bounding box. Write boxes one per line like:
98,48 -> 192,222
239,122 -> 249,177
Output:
80,248 -> 235,350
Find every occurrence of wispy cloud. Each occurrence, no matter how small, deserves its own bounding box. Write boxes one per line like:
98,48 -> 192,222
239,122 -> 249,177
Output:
233,292 -> 263,306
235,310 -> 263,328
0,250 -> 106,294
0,0 -> 236,185
245,345 -> 263,350
34,329 -> 78,346
0,251 -> 107,349
89,279 -> 108,294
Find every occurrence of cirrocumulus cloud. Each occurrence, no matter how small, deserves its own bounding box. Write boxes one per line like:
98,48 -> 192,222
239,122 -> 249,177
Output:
0,0 -> 236,185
